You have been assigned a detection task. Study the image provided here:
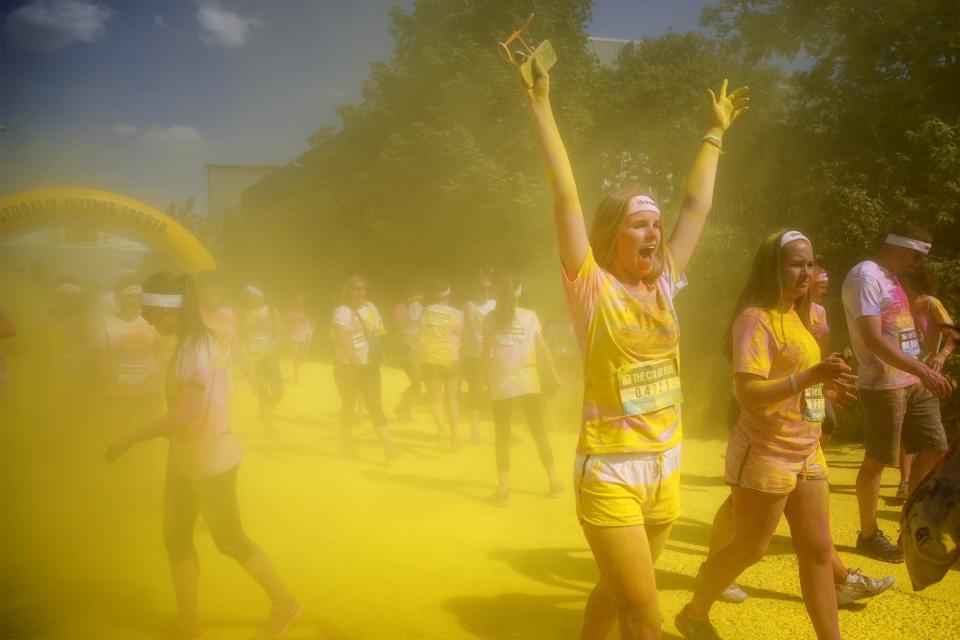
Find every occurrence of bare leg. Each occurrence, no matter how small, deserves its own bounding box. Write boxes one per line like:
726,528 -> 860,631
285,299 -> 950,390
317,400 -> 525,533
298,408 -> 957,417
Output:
687,486 -> 786,620
908,449 -> 945,495
855,456 -> 885,537
783,479 -> 840,640
898,445 -> 912,493
170,557 -> 200,627
425,379 -> 446,446
581,523 -> 663,640
444,374 -> 461,448
242,548 -> 295,607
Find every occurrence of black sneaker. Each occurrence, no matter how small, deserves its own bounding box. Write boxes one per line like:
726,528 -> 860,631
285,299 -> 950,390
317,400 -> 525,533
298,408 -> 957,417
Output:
856,529 -> 904,563
675,605 -> 722,640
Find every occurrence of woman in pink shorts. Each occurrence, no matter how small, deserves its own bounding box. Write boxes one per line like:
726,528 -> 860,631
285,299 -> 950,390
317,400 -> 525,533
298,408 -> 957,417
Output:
677,231 -> 857,640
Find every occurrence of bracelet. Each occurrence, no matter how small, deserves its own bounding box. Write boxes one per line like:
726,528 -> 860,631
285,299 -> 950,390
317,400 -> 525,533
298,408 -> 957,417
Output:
789,374 -> 799,395
702,134 -> 723,150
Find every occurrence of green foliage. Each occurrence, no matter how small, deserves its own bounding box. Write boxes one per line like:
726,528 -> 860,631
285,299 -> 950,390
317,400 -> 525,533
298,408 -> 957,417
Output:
227,0 -> 960,435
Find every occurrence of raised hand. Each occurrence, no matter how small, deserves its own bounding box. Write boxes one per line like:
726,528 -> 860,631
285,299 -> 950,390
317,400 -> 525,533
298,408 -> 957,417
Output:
708,79 -> 749,133
522,56 -> 550,103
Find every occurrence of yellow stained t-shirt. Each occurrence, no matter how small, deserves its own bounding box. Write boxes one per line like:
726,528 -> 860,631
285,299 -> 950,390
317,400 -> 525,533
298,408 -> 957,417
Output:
563,247 -> 686,455
732,307 -> 823,459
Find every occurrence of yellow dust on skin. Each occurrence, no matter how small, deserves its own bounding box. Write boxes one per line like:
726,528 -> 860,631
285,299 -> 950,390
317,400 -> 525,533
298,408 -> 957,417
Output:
1,362 -> 957,639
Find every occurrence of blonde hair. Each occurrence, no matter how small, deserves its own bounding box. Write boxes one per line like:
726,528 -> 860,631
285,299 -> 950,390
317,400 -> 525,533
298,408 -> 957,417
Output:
589,186 -> 665,282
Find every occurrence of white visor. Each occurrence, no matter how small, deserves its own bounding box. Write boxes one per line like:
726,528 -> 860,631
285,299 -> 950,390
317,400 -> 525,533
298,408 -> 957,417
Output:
813,272 -> 828,284
57,283 -> 81,295
885,234 -> 931,255
141,293 -> 183,309
627,195 -> 660,217
245,285 -> 265,298
438,287 -> 451,297
780,230 -> 810,248
514,284 -> 523,298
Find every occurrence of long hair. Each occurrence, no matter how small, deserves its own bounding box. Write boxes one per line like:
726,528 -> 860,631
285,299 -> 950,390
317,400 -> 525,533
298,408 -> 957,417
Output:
493,275 -> 522,330
142,271 -> 208,353
589,186 -> 665,282
723,230 -> 813,357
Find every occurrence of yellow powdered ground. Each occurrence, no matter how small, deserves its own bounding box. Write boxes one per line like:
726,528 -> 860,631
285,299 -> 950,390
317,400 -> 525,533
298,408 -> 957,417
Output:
1,361 -> 957,639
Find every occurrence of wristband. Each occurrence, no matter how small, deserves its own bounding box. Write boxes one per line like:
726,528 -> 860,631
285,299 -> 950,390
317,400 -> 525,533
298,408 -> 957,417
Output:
702,134 -> 723,150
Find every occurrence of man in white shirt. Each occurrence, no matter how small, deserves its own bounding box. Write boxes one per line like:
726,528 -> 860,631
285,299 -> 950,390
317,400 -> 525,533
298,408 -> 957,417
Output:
841,222 -> 952,563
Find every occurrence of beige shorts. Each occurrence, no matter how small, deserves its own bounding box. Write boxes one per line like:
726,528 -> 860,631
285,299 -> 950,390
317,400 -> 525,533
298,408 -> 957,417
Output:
724,426 -> 827,494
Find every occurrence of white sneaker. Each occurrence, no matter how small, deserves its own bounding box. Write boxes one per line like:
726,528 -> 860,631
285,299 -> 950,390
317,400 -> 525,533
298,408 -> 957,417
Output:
253,601 -> 303,639
719,582 -> 748,603
836,569 -> 895,607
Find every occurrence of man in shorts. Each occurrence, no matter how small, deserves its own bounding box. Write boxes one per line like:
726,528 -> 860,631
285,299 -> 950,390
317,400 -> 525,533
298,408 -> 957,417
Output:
841,222 -> 953,562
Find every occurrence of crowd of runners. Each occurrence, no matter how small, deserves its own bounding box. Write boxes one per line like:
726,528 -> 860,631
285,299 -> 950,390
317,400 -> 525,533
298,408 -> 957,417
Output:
2,48 -> 958,640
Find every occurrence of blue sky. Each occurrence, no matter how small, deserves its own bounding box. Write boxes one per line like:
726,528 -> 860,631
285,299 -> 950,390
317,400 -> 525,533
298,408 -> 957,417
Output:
1,1 -> 712,212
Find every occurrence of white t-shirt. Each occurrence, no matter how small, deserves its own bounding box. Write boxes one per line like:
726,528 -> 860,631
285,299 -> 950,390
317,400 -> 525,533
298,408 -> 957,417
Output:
485,307 -> 542,401
167,335 -> 243,480
331,302 -> 384,365
461,299 -> 496,359
841,260 -> 920,390
94,314 -> 161,397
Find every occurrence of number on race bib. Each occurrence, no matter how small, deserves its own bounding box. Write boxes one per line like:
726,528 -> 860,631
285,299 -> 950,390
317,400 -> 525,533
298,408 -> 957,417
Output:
803,383 -> 825,422
617,358 -> 682,416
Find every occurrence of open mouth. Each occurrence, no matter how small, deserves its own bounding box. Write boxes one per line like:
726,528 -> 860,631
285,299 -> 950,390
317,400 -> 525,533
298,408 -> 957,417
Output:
638,246 -> 656,260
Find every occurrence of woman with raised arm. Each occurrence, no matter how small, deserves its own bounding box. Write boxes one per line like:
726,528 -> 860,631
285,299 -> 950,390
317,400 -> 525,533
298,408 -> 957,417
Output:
520,56 -> 747,639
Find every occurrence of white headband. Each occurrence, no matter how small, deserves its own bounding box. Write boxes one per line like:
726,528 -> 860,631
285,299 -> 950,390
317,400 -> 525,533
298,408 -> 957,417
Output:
886,234 -> 931,255
120,285 -> 142,297
245,285 -> 264,299
514,284 -> 523,298
627,195 -> 660,217
780,230 -> 810,248
141,293 -> 183,309
57,283 -> 81,294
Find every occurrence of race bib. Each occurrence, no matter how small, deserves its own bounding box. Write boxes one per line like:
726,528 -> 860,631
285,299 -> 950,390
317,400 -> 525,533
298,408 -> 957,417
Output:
617,358 -> 682,416
803,383 -> 825,422
898,328 -> 921,357
495,326 -> 524,348
352,334 -> 369,349
117,364 -> 148,386
424,310 -> 451,328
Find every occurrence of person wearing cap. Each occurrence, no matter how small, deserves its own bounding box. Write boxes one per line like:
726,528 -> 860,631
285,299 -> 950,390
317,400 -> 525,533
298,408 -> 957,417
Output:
240,284 -> 285,433
417,280 -> 464,451
841,222 -> 953,563
680,230 -> 857,639
518,55 -> 748,638
461,270 -> 496,444
482,276 -> 564,505
895,264 -> 957,501
330,276 -> 400,460
105,273 -> 302,640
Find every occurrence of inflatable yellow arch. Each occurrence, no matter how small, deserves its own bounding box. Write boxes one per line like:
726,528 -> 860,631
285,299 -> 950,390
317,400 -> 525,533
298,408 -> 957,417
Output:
0,188 -> 216,273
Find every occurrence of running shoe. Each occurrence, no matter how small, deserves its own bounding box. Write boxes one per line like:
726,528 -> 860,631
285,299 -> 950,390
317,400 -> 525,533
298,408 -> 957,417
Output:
487,489 -> 510,506
855,529 -> 904,563
719,583 -> 748,604
675,605 -> 722,640
836,569 -> 895,607
253,600 -> 303,640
